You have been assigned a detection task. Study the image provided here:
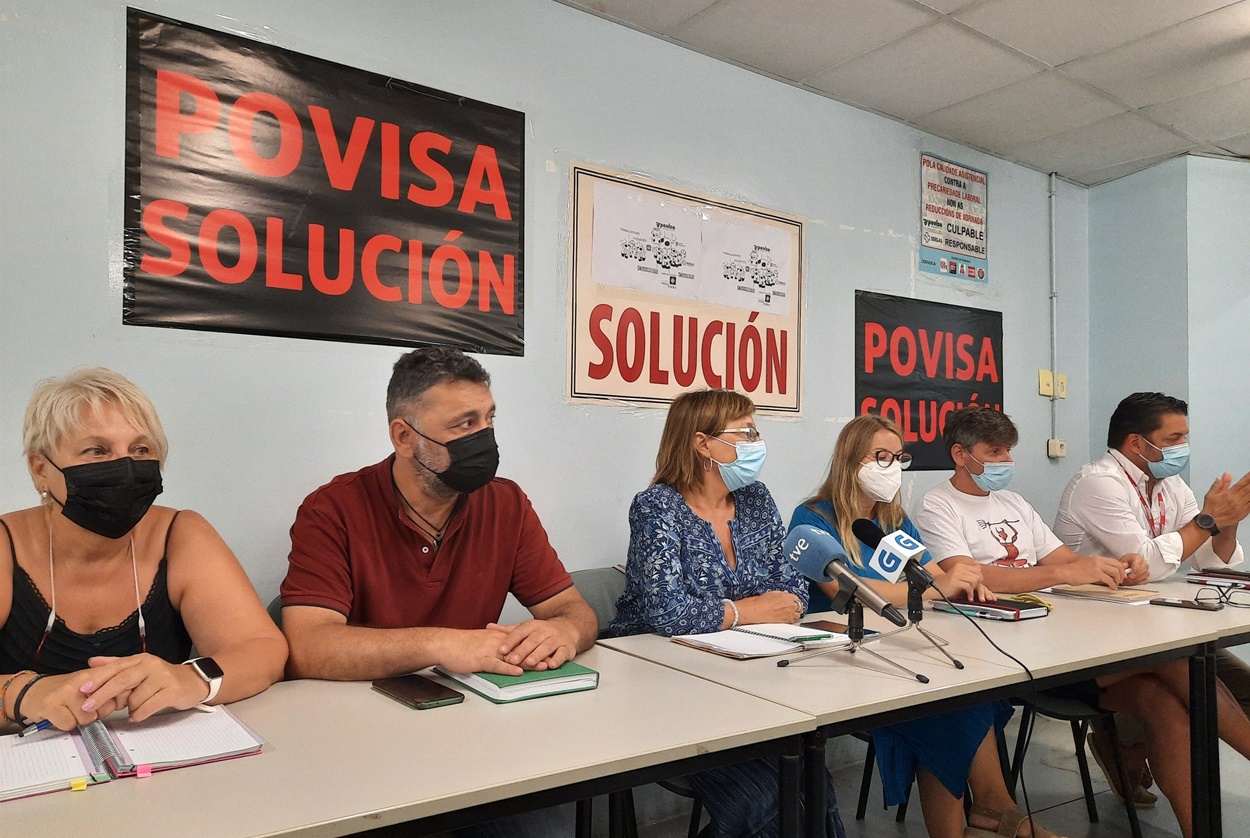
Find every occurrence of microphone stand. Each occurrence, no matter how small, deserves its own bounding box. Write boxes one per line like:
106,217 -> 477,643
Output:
778,588 -> 929,683
872,565 -> 964,670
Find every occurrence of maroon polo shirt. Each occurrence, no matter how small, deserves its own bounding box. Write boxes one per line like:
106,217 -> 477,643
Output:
281,456 -> 573,629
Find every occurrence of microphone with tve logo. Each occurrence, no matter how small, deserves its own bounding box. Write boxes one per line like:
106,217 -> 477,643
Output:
784,525 -> 907,627
779,525 -> 926,681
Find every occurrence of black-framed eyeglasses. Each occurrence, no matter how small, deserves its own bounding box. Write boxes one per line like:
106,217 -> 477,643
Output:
868,450 -> 913,469
1195,586 -> 1250,608
717,427 -> 762,442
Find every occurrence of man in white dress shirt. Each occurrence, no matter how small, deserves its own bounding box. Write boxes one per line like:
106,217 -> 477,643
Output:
1054,392 -> 1250,581
1054,391 -> 1250,807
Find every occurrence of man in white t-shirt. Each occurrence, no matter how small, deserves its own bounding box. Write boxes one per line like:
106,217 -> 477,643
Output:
916,407 -> 1164,808
914,406 -> 1147,592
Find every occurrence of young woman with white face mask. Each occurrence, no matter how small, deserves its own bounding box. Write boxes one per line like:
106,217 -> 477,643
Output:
788,414 -> 1063,838
793,414 -> 991,611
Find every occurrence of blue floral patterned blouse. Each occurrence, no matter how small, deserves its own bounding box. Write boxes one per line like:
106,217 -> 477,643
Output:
608,481 -> 808,637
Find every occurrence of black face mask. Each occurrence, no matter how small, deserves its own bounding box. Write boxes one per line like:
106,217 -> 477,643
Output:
48,457 -> 164,539
406,422 -> 499,494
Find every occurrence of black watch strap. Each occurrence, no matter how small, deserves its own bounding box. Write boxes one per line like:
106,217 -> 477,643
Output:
1196,513 -> 1221,537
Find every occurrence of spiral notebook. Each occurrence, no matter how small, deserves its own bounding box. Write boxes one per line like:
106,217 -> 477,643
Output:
0,707 -> 263,803
672,623 -> 847,659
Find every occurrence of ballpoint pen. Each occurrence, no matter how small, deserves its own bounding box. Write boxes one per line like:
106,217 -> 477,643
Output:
17,719 -> 53,738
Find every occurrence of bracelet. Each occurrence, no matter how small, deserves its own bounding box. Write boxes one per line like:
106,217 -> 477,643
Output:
0,670 -> 34,723
723,598 -> 740,630
11,673 -> 47,726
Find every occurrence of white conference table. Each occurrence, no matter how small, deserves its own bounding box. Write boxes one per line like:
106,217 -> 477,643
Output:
922,577 -> 1250,838
2,646 -> 815,837
601,578 -> 1250,837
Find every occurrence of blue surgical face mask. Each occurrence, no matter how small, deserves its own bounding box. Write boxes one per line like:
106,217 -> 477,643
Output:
1141,438 -> 1190,479
710,438 -> 767,492
966,452 -> 1015,492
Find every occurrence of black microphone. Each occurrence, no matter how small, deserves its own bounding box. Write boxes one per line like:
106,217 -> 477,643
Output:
851,519 -> 935,586
783,526 -> 908,627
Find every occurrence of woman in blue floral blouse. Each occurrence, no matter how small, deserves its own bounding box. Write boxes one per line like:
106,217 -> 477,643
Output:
610,389 -> 846,838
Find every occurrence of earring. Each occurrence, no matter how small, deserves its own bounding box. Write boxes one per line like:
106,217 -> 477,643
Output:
40,490 -> 48,499
704,457 -> 713,472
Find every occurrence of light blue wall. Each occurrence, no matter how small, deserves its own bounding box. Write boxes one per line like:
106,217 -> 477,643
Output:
1187,156 -> 1250,486
1087,155 -> 1248,490
1087,157 -> 1190,457
1,0 -> 1090,598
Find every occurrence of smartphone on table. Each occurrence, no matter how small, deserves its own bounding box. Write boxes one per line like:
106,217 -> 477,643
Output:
372,673 -> 465,709
1150,597 -> 1223,612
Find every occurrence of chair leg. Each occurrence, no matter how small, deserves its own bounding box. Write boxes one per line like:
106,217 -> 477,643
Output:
856,739 -> 876,820
896,782 -> 910,822
1010,705 -> 1034,793
1103,717 -> 1144,838
624,788 -> 639,838
1069,720 -> 1100,823
608,789 -> 638,838
575,798 -> 593,838
995,725 -> 1013,797
686,795 -> 703,838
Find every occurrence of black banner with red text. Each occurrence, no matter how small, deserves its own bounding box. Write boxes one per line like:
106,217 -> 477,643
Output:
855,291 -> 1003,470
123,9 -> 524,354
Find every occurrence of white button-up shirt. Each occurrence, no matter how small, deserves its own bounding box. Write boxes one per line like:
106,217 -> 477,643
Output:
1053,449 -> 1243,582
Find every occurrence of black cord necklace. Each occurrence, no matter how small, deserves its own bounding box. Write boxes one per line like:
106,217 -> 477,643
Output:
392,473 -> 451,548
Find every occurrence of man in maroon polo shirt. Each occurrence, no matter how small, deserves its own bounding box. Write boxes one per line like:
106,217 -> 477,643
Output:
280,346 -> 597,680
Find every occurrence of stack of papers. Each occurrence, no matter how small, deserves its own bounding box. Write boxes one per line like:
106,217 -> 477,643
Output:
1187,571 -> 1250,589
1047,584 -> 1158,605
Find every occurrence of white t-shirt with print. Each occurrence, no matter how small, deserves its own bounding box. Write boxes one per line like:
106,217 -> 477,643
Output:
915,480 -> 1064,568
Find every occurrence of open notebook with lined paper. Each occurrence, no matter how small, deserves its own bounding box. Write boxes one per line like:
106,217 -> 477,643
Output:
1,706 -> 262,802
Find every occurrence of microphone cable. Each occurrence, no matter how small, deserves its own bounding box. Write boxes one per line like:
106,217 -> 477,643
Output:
926,580 -> 1040,835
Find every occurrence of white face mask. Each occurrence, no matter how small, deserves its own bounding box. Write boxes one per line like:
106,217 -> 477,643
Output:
857,460 -> 902,503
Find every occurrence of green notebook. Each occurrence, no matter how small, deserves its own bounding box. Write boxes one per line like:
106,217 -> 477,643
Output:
435,661 -> 599,704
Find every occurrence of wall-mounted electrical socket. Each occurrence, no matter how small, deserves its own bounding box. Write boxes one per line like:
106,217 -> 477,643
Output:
1038,369 -> 1055,397
1047,438 -> 1067,459
1056,374 -> 1068,399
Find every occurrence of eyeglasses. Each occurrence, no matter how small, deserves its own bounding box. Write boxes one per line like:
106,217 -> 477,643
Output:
717,427 -> 762,442
1195,586 -> 1250,608
867,450 -> 913,469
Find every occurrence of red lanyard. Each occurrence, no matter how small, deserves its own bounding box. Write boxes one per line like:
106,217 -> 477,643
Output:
1120,464 -> 1166,537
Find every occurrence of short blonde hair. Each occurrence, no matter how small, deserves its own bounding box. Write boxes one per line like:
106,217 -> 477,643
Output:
23,367 -> 169,465
653,389 -> 755,494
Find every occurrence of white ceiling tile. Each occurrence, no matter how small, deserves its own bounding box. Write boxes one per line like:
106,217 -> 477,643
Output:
1143,77 -> 1250,142
669,0 -> 938,82
1062,2 -> 1250,108
912,70 -> 1126,151
1067,151 -> 1190,186
1211,132 -> 1250,155
1004,112 -> 1193,174
804,21 -> 1042,121
955,0 -> 1237,65
560,0 -> 1250,183
916,0 -> 980,13
560,0 -> 719,33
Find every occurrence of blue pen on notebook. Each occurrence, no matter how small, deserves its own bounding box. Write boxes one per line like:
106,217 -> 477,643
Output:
17,719 -> 53,738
